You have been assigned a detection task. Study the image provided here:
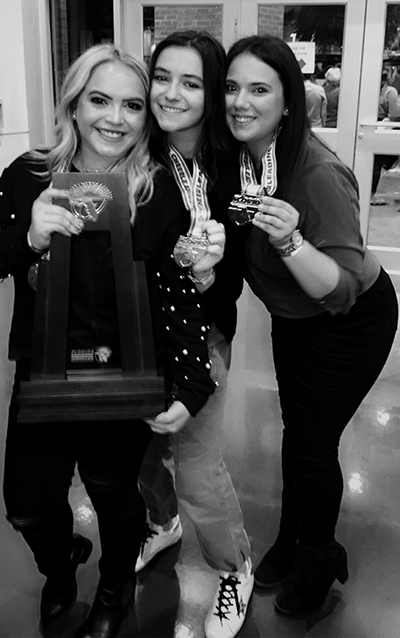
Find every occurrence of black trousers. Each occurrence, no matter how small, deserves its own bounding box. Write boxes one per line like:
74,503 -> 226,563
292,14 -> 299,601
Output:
271,268 -> 398,547
371,155 -> 397,194
3,362 -> 153,581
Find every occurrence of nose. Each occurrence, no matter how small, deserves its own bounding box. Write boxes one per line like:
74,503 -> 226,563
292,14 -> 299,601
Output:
232,88 -> 249,109
106,104 -> 124,124
164,80 -> 180,101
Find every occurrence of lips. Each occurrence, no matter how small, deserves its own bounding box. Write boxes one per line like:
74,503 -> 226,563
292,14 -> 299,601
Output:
231,114 -> 256,124
96,128 -> 125,140
159,104 -> 187,114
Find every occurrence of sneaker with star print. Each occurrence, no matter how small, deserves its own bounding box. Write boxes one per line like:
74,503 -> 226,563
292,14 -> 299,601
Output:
204,557 -> 253,638
135,515 -> 182,572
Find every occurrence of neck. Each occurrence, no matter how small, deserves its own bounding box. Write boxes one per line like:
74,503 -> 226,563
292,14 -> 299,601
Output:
74,151 -> 119,173
246,136 -> 274,168
167,129 -> 199,159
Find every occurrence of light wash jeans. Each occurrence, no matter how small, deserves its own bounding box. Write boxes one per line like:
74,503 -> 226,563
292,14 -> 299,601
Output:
138,324 -> 251,572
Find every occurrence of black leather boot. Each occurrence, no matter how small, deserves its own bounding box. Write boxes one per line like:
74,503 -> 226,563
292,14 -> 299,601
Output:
40,533 -> 93,625
254,535 -> 296,589
75,576 -> 135,638
274,539 -> 349,617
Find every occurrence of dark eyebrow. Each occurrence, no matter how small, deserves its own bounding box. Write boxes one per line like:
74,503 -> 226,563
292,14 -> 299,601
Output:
153,66 -> 203,83
88,90 -> 144,103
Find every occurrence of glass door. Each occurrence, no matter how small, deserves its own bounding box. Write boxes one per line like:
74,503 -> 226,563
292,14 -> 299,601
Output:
114,1 -> 400,272
238,0 -> 367,169
354,0 -> 400,276
115,0 -> 241,59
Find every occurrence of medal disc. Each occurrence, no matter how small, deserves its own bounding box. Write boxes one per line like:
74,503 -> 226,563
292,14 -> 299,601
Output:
228,193 -> 262,226
173,234 -> 209,268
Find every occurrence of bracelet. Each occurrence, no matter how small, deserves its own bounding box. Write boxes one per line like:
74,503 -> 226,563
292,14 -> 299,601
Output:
27,232 -> 44,254
187,268 -> 215,286
274,229 -> 304,257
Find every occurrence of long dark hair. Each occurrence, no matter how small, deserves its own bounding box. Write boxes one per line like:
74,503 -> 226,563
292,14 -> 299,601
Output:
149,30 -> 231,185
226,35 -> 310,197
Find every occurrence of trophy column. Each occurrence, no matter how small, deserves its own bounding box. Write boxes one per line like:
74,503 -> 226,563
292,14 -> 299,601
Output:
18,172 -> 165,423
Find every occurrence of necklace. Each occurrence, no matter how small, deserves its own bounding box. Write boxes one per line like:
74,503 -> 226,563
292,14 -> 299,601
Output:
73,153 -> 121,173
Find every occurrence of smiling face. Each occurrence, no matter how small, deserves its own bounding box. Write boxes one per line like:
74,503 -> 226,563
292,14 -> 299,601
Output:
225,52 -> 286,162
150,46 -> 205,153
74,61 -> 147,170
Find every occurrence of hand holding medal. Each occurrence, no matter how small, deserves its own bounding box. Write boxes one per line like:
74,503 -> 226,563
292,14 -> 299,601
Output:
228,140 -> 278,227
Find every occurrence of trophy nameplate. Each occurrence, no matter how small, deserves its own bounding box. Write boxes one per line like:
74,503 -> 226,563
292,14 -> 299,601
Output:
17,172 -> 165,423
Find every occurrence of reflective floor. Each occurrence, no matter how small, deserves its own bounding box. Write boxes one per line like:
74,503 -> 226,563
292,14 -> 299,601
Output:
1,277 -> 400,638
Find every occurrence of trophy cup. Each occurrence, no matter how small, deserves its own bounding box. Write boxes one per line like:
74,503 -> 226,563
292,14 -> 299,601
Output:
17,172 -> 165,423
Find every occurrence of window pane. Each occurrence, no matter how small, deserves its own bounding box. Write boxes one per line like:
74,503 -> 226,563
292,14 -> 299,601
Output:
50,0 -> 113,102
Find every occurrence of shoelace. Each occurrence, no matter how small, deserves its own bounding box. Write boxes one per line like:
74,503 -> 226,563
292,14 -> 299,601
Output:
139,523 -> 158,556
213,573 -> 246,623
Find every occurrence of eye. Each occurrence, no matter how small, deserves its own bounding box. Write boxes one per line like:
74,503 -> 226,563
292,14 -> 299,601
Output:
254,86 -> 268,94
225,83 -> 237,93
126,101 -> 144,111
90,96 -> 107,105
184,81 -> 202,90
153,74 -> 168,83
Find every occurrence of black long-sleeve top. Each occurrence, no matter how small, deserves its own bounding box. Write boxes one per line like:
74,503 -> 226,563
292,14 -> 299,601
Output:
139,162 -> 246,344
0,154 -> 217,416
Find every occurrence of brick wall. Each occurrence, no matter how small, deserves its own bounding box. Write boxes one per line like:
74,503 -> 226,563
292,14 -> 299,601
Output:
258,4 -> 284,38
154,4 -> 223,45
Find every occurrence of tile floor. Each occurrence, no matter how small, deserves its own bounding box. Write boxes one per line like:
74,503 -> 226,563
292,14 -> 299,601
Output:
0,269 -> 400,637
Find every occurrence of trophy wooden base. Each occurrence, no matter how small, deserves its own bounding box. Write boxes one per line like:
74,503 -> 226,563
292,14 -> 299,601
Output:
18,373 -> 165,423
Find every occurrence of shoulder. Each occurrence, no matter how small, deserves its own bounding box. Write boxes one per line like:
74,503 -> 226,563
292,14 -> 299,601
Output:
2,151 -> 49,182
135,166 -> 186,230
295,137 -> 358,196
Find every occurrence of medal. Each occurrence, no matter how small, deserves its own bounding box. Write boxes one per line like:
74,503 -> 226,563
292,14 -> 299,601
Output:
168,144 -> 211,268
228,139 -> 278,227
228,188 -> 264,227
173,234 -> 209,268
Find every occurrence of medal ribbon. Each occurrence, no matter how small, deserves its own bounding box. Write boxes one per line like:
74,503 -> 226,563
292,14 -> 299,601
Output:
167,144 -> 211,236
240,138 -> 278,196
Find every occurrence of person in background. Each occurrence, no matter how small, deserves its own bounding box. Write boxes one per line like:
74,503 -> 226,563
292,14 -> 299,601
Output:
389,65 -> 400,94
225,34 -> 398,619
371,69 -> 400,205
302,73 -> 327,127
324,67 -> 341,127
0,43 -> 217,638
137,30 -> 253,638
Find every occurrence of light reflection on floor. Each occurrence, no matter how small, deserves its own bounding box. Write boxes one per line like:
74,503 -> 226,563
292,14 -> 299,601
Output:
1,278 -> 400,637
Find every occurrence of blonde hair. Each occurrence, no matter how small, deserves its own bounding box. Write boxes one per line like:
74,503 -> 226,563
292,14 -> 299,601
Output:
31,44 -> 157,223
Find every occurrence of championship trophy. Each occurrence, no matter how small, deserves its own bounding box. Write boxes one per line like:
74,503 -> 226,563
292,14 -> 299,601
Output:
17,172 -> 165,423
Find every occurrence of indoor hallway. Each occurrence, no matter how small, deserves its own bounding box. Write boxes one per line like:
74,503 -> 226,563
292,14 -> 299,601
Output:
0,277 -> 400,638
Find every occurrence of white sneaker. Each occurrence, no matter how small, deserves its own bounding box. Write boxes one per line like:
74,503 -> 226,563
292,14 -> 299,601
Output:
135,515 -> 182,572
205,558 -> 254,638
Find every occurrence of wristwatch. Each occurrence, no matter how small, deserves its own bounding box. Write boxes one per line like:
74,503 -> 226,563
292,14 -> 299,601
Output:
274,230 -> 304,257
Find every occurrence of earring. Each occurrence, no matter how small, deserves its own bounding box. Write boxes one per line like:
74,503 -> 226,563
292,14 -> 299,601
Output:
283,107 -> 289,116
72,113 -> 76,120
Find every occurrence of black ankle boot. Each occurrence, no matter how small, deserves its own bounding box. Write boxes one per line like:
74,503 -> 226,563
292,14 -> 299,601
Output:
274,539 -> 349,617
40,533 -> 93,625
254,535 -> 296,589
75,576 -> 135,638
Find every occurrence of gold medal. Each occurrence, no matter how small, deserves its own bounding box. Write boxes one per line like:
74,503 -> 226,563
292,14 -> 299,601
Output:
173,234 -> 209,268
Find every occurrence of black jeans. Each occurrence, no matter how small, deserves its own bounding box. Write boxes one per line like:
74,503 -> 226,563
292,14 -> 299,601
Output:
3,362 -> 153,581
271,268 -> 398,547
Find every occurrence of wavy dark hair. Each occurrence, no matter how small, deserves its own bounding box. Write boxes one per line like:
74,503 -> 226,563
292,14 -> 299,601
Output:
149,30 -> 231,186
226,35 -> 310,197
